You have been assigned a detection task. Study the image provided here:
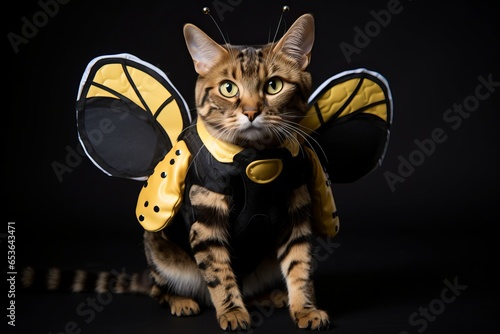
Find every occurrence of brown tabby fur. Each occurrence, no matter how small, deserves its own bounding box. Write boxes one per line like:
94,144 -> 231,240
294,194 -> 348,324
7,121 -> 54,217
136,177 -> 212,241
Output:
22,14 -> 330,331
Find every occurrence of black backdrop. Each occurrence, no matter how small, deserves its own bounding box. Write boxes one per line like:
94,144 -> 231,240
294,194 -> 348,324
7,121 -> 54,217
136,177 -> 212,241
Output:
6,1 -> 499,333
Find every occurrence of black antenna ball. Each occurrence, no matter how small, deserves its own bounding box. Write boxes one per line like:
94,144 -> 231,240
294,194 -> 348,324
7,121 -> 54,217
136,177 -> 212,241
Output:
202,7 -> 210,14
282,5 -> 290,12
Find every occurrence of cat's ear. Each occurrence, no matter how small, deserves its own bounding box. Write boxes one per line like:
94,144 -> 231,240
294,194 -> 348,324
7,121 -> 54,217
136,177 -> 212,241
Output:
183,24 -> 228,75
273,13 -> 315,70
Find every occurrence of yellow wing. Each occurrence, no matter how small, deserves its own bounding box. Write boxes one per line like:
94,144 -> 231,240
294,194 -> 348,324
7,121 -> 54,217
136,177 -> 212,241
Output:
300,68 -> 393,183
76,53 -> 191,180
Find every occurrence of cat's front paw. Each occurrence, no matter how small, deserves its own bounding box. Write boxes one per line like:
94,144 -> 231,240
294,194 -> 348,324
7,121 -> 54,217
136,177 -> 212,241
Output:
169,296 -> 200,317
294,308 -> 330,330
218,308 -> 251,331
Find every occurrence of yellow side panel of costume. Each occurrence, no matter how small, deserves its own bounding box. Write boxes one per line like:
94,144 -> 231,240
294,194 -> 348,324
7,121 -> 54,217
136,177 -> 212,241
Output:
305,147 -> 339,237
136,140 -> 191,232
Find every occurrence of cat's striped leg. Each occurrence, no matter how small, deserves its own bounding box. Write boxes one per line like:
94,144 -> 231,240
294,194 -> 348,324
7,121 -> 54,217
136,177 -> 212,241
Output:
144,231 -> 205,317
189,185 -> 251,331
278,184 -> 330,330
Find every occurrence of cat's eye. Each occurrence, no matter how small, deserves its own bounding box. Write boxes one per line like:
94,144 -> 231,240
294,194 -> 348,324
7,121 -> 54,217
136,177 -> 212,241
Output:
219,81 -> 239,98
265,77 -> 284,95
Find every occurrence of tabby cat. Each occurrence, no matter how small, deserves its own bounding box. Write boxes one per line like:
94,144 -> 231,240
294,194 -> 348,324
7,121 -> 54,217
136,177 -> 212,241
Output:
23,13 -> 334,331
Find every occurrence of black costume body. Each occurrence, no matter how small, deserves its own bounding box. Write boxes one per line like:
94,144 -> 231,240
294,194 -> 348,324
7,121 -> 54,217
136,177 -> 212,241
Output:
175,123 -> 311,277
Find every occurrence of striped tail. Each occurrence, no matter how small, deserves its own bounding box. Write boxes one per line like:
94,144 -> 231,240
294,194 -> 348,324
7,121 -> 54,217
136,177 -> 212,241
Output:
21,266 -> 152,295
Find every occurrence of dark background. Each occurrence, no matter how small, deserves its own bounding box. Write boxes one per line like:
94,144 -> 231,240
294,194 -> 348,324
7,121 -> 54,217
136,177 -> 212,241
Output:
5,0 -> 499,333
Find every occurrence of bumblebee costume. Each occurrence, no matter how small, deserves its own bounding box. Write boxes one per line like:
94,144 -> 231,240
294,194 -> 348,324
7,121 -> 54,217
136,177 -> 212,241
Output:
75,53 -> 392,240
136,116 -> 338,233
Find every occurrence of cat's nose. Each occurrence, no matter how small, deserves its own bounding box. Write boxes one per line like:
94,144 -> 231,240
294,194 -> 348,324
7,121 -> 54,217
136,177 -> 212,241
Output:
243,110 -> 260,122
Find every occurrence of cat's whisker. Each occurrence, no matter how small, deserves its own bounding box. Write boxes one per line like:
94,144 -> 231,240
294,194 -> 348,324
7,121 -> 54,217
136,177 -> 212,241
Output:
279,121 -> 329,164
210,125 -> 237,146
279,112 -> 323,137
280,120 -> 321,148
288,119 -> 318,135
178,122 -> 198,138
277,127 -> 300,149
270,127 -> 289,147
262,119 -> 295,145
276,125 -> 313,159
186,143 -> 206,174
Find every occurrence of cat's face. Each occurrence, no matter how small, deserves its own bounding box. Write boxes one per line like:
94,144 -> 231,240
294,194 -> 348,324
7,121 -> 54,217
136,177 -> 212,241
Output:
184,14 -> 314,149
